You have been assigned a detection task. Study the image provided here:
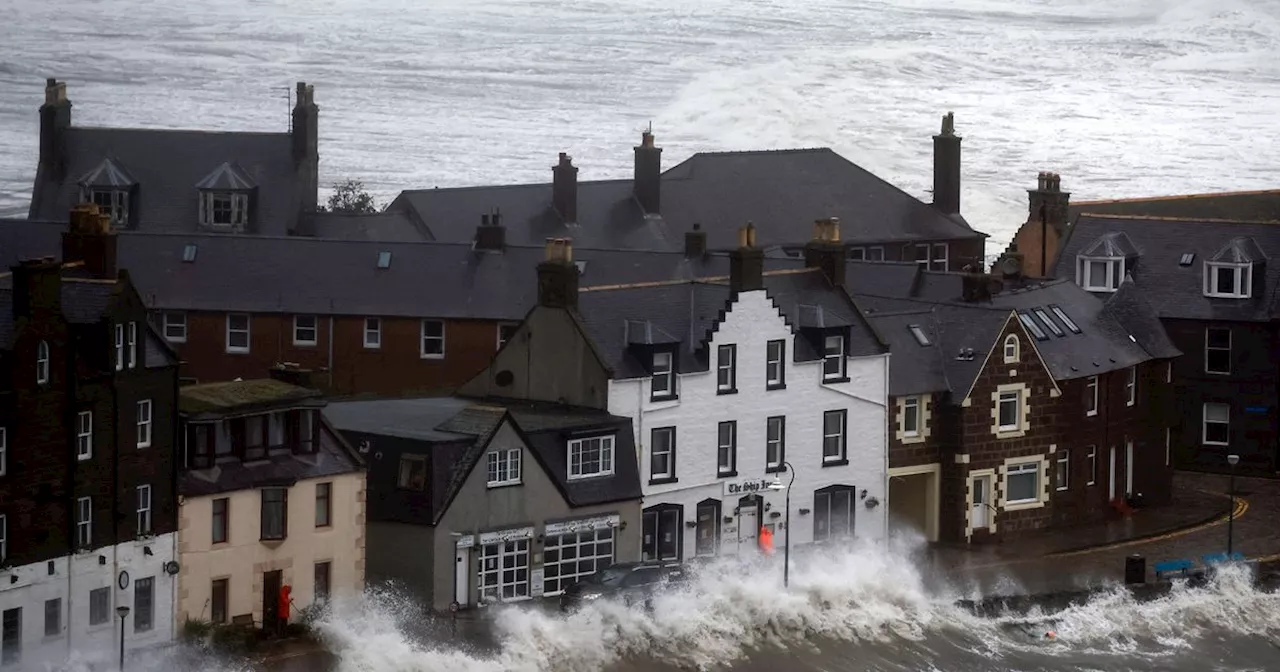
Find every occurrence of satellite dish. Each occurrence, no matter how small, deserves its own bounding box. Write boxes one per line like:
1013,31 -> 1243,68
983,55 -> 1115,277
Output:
1001,256 -> 1022,276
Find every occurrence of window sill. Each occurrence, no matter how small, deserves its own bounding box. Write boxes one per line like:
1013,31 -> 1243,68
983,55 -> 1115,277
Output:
363,344 -> 381,350
821,376 -> 851,385
716,388 -> 738,396
77,454 -> 92,462
764,465 -> 785,474
1202,441 -> 1229,447
487,481 -> 522,489
1087,481 -> 1096,487
420,353 -> 446,360
1085,410 -> 1098,417
1055,486 -> 1069,492
1205,370 -> 1230,376
1003,499 -> 1045,512
994,428 -> 1026,439
717,470 -> 738,479
649,394 -> 679,404
766,382 -> 786,391
566,472 -> 615,482
166,338 -> 187,344
648,476 -> 678,486
822,458 -> 849,468
260,539 -> 286,548
225,349 -> 250,355
293,341 -> 318,348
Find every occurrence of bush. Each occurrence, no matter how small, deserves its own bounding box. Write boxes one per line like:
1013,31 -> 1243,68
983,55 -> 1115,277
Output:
181,617 -> 214,642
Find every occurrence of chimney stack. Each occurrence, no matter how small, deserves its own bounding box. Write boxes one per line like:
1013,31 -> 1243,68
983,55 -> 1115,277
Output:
62,203 -> 118,279
633,129 -> 662,214
537,237 -> 579,309
1028,171 -> 1071,232
728,223 -> 764,294
12,257 -> 62,320
960,269 -> 995,303
38,78 -> 72,180
269,362 -> 316,390
552,152 -> 578,224
684,223 -> 707,259
803,217 -> 846,287
291,82 -> 319,213
474,209 -> 506,251
931,112 -> 962,216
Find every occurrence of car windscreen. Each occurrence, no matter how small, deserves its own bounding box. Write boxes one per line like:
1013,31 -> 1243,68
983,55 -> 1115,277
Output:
582,566 -> 631,587
621,568 -> 665,588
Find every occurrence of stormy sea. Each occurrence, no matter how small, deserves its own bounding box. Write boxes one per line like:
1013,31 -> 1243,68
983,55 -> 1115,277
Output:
2,0 -> 1280,252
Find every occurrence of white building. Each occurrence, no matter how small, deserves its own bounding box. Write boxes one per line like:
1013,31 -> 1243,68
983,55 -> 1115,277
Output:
580,222 -> 890,562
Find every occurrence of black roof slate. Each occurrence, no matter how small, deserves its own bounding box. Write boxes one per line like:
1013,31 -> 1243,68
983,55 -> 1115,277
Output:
178,417 -> 362,498
301,211 -> 432,242
1069,190 -> 1280,224
1055,214 -> 1280,322
390,148 -> 986,252
29,128 -> 301,235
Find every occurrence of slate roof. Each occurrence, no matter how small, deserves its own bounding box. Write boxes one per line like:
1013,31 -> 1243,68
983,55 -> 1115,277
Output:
390,147 -> 986,252
848,260 -> 1178,393
300,211 -> 431,242
0,220 -> 798,320
1069,190 -> 1280,224
179,378 -> 324,419
324,396 -> 642,520
577,268 -> 885,379
1055,214 -> 1280,322
29,128 -> 301,235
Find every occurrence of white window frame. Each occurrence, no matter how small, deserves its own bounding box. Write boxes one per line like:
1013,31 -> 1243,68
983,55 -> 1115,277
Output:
1125,366 -> 1137,406
716,344 -> 736,392
766,416 -> 785,471
292,315 -> 318,346
930,243 -> 949,271
76,496 -> 92,548
486,448 -> 522,487
766,339 -> 785,387
822,409 -> 847,463
822,334 -> 846,381
867,246 -> 885,261
1085,376 -> 1099,416
420,319 -> 445,359
568,435 -> 614,480
1204,262 -> 1252,299
650,351 -> 675,399
1166,427 -> 1172,466
1203,403 -> 1230,445
225,313 -> 250,354
542,528 -> 614,596
717,421 -> 736,475
200,191 -> 248,228
496,322 -> 519,350
650,427 -> 675,480
136,485 -> 152,536
1087,445 -> 1097,485
114,323 -> 124,371
77,411 -> 93,460
162,312 -> 187,343
1004,461 -> 1041,506
903,396 -> 920,437
997,390 -> 1021,431
36,340 -> 50,384
1003,334 -> 1019,363
478,539 -> 530,602
136,399 -> 152,448
127,321 -> 137,369
88,188 -> 129,226
914,243 -> 930,267
1205,327 -> 1231,375
0,514 -> 6,563
363,317 -> 381,349
1055,449 -> 1070,491
1078,256 -> 1123,292
89,587 -> 109,626
133,577 -> 154,632
0,428 -> 6,477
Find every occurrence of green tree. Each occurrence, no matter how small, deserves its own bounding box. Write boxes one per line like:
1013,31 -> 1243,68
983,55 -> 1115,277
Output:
323,179 -> 380,214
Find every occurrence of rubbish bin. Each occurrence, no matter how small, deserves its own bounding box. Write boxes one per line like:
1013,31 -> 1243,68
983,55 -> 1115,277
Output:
1125,554 -> 1146,585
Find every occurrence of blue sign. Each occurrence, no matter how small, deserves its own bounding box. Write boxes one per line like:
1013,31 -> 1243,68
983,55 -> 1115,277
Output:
1245,406 -> 1268,414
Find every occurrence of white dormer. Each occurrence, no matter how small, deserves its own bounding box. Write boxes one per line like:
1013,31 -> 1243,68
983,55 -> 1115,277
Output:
77,158 -> 136,227
1075,232 -> 1138,293
196,162 -> 256,231
1203,237 -> 1265,299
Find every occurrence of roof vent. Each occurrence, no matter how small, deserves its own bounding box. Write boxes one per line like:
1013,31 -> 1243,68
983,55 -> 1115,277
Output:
955,347 -> 975,361
181,244 -> 197,263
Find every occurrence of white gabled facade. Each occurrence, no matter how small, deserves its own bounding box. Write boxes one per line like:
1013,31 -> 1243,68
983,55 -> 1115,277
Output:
607,288 -> 889,562
0,535 -> 178,669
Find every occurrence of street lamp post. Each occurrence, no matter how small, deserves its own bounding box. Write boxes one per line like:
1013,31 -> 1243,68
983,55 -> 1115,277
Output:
115,605 -> 130,671
1227,454 -> 1239,557
767,461 -> 796,588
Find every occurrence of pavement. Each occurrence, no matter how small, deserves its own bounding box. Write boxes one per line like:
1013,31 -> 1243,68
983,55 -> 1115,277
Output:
256,470 -> 1280,670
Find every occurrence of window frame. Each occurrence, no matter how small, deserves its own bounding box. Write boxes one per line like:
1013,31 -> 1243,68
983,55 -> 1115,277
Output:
127,321 -> 137,369
1004,461 -> 1041,506
822,410 -> 848,464
649,427 -> 676,483
397,455 -> 428,491
1125,366 -> 1137,406
812,485 -> 855,542
822,333 -> 846,381
486,448 -> 522,488
902,396 -> 921,437
77,410 -> 93,460
314,561 -> 332,603
314,482 -> 332,528
36,340 -> 50,384
44,598 -> 60,638
1204,262 -> 1252,299
114,323 -> 124,371
200,191 -> 248,228
766,416 -> 785,472
76,496 -> 92,549
162,312 -> 187,343
0,428 -> 6,478
89,587 -> 109,626
930,243 -> 949,271
496,322 -> 519,350
293,315 -> 319,346
1002,334 -> 1019,363
1205,327 -> 1231,375
1085,376 -> 1099,416
1055,450 -> 1069,491
210,579 -> 229,624
133,577 -> 154,633
0,514 -> 5,564
1078,256 -> 1123,292
1087,446 -> 1097,486
260,487 -> 288,541
650,350 -> 676,401
363,317 -> 381,349
716,344 -> 737,393
567,435 -> 615,480
88,188 -> 130,226
211,498 -> 229,544
765,339 -> 786,389
866,246 -> 885,261
716,421 -> 737,476
225,313 -> 251,354
136,485 -> 152,537
420,319 -> 446,359
136,399 -> 152,448
997,390 -> 1021,431
1202,402 -> 1230,446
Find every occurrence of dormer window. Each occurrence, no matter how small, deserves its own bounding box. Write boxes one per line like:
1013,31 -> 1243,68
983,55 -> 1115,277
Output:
1078,257 -> 1123,292
196,162 -> 256,231
650,350 -> 676,401
88,189 -> 129,226
822,333 -> 846,381
1204,262 -> 1252,298
78,158 -> 136,228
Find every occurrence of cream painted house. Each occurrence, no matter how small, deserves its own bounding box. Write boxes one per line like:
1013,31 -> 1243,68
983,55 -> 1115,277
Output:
175,374 -> 365,631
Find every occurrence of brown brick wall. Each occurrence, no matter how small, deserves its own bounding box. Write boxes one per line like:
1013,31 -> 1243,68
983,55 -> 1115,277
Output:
165,311 -> 507,397
888,392 -> 944,469
1011,218 -> 1062,278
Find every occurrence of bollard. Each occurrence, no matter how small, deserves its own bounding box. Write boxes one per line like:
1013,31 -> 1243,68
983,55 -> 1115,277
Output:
1125,554 -> 1146,585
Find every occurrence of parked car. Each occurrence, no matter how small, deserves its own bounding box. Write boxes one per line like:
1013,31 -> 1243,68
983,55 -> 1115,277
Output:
559,561 -> 690,611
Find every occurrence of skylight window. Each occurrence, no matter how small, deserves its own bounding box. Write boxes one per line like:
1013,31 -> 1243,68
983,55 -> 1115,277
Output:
575,261 -> 588,275
1049,305 -> 1080,334
377,251 -> 392,269
1018,312 -> 1048,341
1179,253 -> 1195,267
908,325 -> 931,346
1032,308 -> 1064,337
182,244 -> 197,263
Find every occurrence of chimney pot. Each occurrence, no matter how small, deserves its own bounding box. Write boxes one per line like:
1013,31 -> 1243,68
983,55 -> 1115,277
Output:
545,237 -> 573,263
537,237 -> 579,309
474,212 -> 505,251
729,223 -> 764,294
552,152 -> 578,223
931,113 -> 962,215
633,130 -> 662,214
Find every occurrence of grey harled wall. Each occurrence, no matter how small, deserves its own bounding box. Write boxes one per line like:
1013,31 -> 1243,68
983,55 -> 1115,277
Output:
366,522 -> 436,602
